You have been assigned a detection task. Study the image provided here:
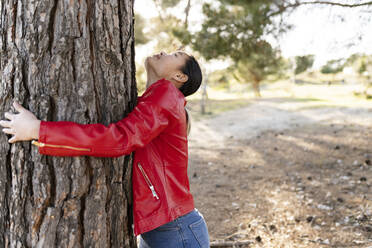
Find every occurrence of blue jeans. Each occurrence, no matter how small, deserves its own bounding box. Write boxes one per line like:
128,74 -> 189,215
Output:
138,209 -> 210,248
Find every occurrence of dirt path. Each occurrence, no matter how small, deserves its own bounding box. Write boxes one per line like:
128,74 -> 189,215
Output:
187,98 -> 372,247
188,98 -> 372,148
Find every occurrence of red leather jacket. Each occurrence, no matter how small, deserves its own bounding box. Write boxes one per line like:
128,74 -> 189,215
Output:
32,78 -> 195,235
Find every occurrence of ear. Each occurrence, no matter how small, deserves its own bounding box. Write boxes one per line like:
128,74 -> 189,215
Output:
171,72 -> 188,84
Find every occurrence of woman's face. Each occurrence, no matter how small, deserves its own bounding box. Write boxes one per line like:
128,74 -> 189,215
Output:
145,51 -> 189,84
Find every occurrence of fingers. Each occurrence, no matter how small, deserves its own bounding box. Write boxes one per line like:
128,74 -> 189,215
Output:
0,120 -> 12,128
1,102 -> 25,144
13,101 -> 25,113
4,112 -> 14,121
2,128 -> 15,135
2,101 -> 26,120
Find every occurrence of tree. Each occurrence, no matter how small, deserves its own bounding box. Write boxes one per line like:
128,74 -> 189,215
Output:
356,55 -> 372,97
321,59 -> 345,74
172,1 -> 291,96
295,55 -> 315,75
0,1 -> 137,247
172,0 -> 372,95
320,58 -> 345,84
230,41 -> 285,97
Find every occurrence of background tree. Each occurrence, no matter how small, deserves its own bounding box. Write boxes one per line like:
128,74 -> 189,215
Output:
321,58 -> 345,82
0,1 -> 137,247
172,1 -> 291,96
292,54 -> 315,83
171,0 -> 372,95
229,41 -> 286,97
295,55 -> 315,75
355,54 -> 372,97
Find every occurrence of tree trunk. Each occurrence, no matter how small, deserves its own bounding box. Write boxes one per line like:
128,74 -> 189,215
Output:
201,71 -> 208,115
252,79 -> 261,98
248,70 -> 262,98
0,1 -> 137,247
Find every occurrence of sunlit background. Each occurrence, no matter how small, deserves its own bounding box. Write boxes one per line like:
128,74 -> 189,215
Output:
134,0 -> 372,96
135,0 -> 372,66
133,1 -> 372,246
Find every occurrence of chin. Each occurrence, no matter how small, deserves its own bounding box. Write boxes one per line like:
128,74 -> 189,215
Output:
144,57 -> 151,69
145,57 -> 157,71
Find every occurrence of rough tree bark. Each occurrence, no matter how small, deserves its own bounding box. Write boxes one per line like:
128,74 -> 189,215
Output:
0,1 -> 137,247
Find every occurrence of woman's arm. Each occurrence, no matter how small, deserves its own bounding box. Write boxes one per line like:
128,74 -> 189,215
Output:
33,99 -> 170,157
1,100 -> 169,157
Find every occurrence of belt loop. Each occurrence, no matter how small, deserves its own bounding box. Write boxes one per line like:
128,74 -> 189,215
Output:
175,216 -> 182,229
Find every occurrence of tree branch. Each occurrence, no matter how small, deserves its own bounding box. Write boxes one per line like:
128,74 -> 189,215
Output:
294,0 -> 372,8
211,240 -> 253,247
269,0 -> 372,17
184,0 -> 191,29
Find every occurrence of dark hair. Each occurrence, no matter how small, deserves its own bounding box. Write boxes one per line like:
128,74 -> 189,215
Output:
185,108 -> 191,136
178,56 -> 203,97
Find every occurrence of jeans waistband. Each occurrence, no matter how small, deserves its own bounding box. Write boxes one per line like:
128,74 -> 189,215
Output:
177,208 -> 204,221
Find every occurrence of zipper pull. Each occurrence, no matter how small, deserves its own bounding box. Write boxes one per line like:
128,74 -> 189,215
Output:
31,140 -> 91,151
31,140 -> 45,147
149,185 -> 159,200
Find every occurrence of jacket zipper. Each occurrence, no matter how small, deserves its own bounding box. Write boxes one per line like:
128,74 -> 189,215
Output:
137,163 -> 159,200
31,140 -> 91,152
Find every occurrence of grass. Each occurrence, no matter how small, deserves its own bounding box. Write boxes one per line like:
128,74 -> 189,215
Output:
186,98 -> 251,121
185,79 -> 372,121
353,91 -> 372,100
286,97 -> 324,102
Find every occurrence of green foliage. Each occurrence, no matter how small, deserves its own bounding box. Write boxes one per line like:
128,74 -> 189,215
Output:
295,55 -> 314,75
343,53 -> 372,75
320,59 -> 345,74
160,0 -> 182,8
171,0 -> 291,89
174,0 -> 292,59
134,0 -> 185,47
208,69 -> 232,89
187,2 -> 274,61
345,53 -> 362,65
148,15 -> 186,52
134,14 -> 149,45
231,41 -> 287,84
359,59 -> 367,74
353,55 -> 372,98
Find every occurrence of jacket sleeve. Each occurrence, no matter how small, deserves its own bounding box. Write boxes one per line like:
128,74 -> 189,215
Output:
33,84 -> 175,157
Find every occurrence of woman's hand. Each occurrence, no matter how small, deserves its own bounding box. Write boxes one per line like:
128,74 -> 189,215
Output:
0,101 -> 41,143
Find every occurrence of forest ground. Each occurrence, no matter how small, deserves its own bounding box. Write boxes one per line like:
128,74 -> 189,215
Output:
186,81 -> 372,247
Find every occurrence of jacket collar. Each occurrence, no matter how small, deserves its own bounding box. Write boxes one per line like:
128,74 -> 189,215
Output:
140,78 -> 187,106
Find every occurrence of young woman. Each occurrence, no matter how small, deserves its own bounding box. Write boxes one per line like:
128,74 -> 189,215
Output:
0,51 -> 210,248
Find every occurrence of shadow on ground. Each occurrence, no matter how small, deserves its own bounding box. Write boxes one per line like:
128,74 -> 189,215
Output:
187,98 -> 372,247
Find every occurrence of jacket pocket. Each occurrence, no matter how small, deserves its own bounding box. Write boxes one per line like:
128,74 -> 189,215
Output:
137,163 -> 159,200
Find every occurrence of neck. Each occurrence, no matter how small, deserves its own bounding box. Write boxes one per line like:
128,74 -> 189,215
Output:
145,69 -> 182,89
146,68 -> 163,89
